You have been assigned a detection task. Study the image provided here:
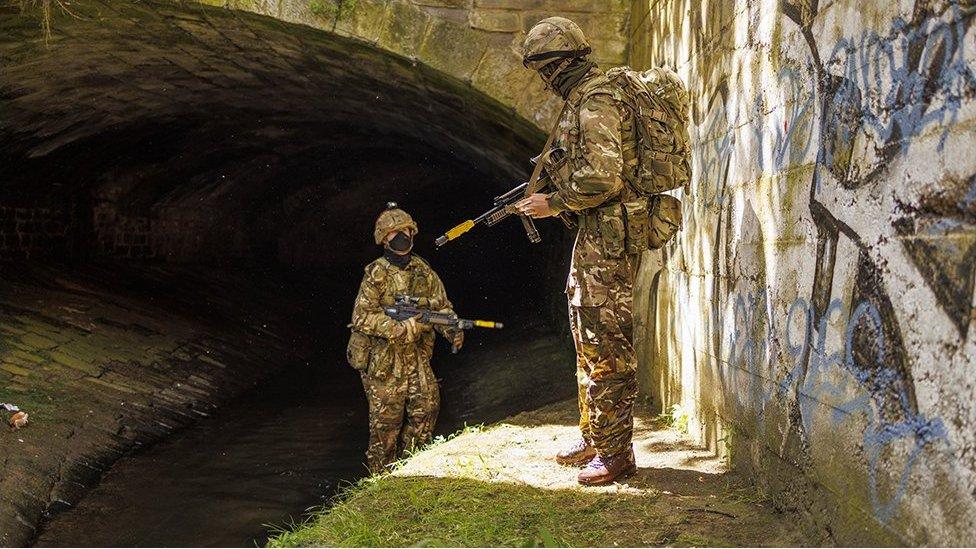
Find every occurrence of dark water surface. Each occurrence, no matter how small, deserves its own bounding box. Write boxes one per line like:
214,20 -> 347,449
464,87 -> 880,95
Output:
33,360 -> 369,548
31,311 -> 574,547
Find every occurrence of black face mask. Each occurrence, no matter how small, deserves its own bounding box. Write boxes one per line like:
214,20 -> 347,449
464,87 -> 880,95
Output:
543,57 -> 597,99
386,231 -> 413,254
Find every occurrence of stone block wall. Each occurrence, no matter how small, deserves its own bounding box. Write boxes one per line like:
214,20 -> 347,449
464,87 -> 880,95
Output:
0,206 -> 72,260
214,0 -> 633,130
92,202 -> 154,259
629,0 -> 976,545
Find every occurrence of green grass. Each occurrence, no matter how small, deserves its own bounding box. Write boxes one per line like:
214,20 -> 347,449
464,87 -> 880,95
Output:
268,475 -> 658,547
266,409 -> 808,548
656,403 -> 690,433
266,424 -> 671,547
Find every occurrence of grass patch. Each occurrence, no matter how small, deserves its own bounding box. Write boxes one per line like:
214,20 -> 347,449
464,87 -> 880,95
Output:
268,475 -> 655,547
267,403 -> 810,548
266,423 -> 663,547
656,403 -> 690,433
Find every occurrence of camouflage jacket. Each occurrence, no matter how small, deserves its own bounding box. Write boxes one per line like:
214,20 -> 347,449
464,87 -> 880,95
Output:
545,68 -> 642,308
545,68 -> 639,216
351,255 -> 456,358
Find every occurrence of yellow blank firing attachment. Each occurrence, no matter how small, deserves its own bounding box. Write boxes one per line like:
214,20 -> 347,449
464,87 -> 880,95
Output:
474,320 -> 504,329
435,220 -> 475,247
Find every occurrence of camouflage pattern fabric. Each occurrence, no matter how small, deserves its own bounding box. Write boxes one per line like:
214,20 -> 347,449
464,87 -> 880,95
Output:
351,254 -> 456,474
569,246 -> 640,457
546,67 -> 643,460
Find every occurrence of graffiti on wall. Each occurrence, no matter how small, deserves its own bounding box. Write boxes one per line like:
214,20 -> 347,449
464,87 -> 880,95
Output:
725,286 -> 949,522
641,0 -> 976,538
782,2 -> 975,524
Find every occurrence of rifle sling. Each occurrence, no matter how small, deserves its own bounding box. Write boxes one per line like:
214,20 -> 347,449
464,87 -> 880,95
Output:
524,101 -> 569,197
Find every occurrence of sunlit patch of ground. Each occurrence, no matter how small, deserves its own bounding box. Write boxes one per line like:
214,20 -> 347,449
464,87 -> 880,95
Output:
269,401 -> 819,547
396,402 -> 727,496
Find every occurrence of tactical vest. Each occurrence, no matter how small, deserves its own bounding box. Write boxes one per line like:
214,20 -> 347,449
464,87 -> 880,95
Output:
346,256 -> 439,372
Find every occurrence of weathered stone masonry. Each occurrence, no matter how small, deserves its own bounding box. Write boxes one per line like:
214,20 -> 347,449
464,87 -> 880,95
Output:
0,207 -> 71,259
629,0 -> 976,545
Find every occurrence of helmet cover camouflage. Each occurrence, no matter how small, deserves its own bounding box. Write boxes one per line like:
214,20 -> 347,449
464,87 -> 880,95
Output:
521,17 -> 592,72
374,202 -> 418,245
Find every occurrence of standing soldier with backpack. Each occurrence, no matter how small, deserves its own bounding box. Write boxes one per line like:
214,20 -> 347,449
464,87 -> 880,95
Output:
515,17 -> 688,485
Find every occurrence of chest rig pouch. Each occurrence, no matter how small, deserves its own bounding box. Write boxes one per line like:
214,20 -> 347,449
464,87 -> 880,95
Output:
346,330 -> 373,372
587,200 -> 651,258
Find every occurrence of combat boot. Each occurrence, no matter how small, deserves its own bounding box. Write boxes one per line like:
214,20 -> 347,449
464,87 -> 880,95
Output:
577,448 -> 637,486
555,438 -> 596,466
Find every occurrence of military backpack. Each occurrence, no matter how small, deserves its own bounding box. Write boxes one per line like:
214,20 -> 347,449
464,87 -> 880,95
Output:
606,66 -> 690,249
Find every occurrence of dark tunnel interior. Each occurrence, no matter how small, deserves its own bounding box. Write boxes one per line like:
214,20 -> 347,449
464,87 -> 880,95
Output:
0,2 -> 578,545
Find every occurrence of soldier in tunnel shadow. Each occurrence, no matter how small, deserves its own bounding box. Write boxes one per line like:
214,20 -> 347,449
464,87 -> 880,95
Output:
346,203 -> 465,474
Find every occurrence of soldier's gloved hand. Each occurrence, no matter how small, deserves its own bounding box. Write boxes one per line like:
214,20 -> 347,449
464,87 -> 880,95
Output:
396,315 -> 422,343
450,330 -> 464,351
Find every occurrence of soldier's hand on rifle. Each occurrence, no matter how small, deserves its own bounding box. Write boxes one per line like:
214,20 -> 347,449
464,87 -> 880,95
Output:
450,330 -> 464,351
515,193 -> 555,219
395,314 -> 423,343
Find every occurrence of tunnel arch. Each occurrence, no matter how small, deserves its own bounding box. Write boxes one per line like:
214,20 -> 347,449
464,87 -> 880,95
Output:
0,0 -> 570,266
0,0 -> 583,416
1,0 -> 547,198
0,2 -> 588,544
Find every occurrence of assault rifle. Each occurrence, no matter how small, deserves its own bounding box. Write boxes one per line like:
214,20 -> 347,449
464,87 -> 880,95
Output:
383,294 -> 504,353
435,148 -> 574,247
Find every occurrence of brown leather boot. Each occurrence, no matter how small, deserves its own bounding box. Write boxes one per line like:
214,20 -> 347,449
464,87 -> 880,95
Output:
577,449 -> 637,486
555,439 -> 597,467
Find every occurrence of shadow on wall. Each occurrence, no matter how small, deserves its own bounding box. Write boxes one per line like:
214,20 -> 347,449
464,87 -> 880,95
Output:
631,0 -> 976,545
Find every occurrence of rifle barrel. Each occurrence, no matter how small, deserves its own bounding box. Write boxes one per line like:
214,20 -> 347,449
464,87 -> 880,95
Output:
494,182 -> 528,205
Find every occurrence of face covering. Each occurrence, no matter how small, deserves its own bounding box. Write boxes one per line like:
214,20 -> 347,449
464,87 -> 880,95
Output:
386,231 -> 413,254
543,57 -> 597,99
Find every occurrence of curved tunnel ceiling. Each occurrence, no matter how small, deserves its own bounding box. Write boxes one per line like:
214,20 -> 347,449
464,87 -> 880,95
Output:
0,1 -> 545,203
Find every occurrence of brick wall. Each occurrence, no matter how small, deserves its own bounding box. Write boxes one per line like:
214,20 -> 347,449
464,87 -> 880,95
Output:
92,202 -> 154,259
0,206 -> 71,260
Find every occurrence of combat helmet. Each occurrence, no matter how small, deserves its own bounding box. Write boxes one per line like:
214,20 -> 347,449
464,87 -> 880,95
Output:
522,17 -> 592,87
374,202 -> 418,245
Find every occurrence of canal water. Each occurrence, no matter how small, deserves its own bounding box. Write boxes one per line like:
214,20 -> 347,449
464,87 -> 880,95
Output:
30,312 -> 573,547
33,354 -> 369,548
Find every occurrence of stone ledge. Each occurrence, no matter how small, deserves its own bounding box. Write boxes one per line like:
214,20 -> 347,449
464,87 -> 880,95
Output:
411,0 -> 471,7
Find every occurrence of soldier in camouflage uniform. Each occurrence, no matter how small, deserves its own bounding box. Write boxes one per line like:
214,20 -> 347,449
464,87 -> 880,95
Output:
516,17 -> 641,485
349,204 -> 464,474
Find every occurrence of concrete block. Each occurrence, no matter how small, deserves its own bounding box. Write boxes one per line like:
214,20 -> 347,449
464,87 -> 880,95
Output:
332,0 -> 390,43
471,43 -> 532,107
418,18 -> 490,80
469,9 -> 521,32
377,1 -> 432,57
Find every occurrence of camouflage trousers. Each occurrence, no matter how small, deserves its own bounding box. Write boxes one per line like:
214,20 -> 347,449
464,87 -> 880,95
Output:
570,252 -> 640,459
360,346 -> 440,474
